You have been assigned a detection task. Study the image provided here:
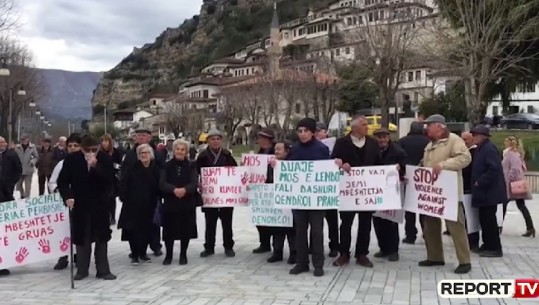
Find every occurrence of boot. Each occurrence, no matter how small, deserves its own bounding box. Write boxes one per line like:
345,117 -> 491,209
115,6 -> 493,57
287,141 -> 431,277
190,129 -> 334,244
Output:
522,228 -> 535,237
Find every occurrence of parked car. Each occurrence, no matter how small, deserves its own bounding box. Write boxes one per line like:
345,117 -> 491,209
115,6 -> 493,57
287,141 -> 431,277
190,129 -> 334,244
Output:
500,113 -> 539,130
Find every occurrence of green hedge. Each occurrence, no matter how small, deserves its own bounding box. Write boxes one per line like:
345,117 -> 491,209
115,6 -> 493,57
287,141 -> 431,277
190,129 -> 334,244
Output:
491,131 -> 539,171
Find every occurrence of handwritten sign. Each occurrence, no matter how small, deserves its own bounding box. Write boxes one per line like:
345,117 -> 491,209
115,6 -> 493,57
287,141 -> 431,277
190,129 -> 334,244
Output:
0,193 -> 70,269
248,184 -> 293,227
241,154 -> 275,183
274,160 -> 340,210
403,166 -> 458,221
320,137 -> 336,153
339,166 -> 402,211
373,184 -> 406,223
201,166 -> 249,207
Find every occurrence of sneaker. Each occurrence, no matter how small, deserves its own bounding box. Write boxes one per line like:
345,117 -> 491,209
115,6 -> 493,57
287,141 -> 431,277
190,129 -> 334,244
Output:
225,249 -> 236,257
139,256 -> 152,263
96,273 -> 117,280
179,255 -> 188,265
418,260 -> 445,267
454,264 -> 471,274
131,257 -> 139,266
252,246 -> 271,254
328,249 -> 338,258
200,249 -> 215,257
332,255 -> 350,266
313,267 -> 324,277
289,265 -> 309,275
356,255 -> 373,268
73,272 -> 89,281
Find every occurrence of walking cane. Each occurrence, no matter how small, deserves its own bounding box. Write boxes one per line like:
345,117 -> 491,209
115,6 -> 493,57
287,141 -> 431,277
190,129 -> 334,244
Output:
69,208 -> 75,289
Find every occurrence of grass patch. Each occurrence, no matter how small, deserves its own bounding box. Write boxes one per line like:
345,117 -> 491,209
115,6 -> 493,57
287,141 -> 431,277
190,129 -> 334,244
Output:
491,130 -> 539,171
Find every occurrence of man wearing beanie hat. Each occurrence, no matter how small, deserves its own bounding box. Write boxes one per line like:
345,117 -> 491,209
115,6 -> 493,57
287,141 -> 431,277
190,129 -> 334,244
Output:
287,117 -> 343,277
57,134 -> 117,280
196,128 -> 238,258
252,128 -> 276,254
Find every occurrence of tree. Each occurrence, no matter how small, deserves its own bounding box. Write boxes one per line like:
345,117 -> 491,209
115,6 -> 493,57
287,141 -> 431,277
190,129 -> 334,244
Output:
418,81 -> 468,121
216,89 -> 246,147
348,3 -> 423,127
433,0 -> 539,124
162,100 -> 187,138
336,63 -> 378,114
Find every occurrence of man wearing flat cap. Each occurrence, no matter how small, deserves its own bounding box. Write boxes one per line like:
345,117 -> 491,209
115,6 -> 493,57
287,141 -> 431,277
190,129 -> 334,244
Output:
121,127 -> 165,257
252,128 -> 276,254
58,134 -> 116,280
420,114 -> 472,274
372,128 -> 406,262
469,125 -> 506,257
196,128 -> 238,258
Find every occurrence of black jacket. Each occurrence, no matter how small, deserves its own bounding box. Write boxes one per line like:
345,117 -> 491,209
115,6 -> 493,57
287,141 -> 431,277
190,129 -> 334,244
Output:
160,159 -> 199,211
462,146 -> 477,194
471,139 -> 507,207
331,134 -> 381,166
380,142 -> 407,179
121,142 -> 165,180
0,176 -> 14,202
0,149 -> 22,190
396,128 -> 429,166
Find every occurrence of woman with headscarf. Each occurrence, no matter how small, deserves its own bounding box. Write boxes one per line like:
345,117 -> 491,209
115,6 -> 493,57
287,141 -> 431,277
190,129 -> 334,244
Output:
160,139 -> 199,265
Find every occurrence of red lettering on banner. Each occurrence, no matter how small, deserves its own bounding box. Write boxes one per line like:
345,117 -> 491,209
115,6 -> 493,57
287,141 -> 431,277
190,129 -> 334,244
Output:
242,155 -> 261,166
0,236 -> 9,246
18,226 -> 54,241
413,168 -> 438,185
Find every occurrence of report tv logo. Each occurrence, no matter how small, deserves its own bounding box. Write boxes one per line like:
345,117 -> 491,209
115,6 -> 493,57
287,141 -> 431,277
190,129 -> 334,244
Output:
438,279 -> 539,298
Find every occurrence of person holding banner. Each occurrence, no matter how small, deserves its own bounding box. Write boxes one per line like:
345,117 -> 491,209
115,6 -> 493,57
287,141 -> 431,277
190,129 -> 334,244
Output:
58,134 -> 117,280
420,114 -> 472,274
372,128 -> 406,262
265,140 -> 296,264
196,129 -> 238,258
252,128 -> 276,254
469,125 -> 506,258
314,122 -> 339,258
50,133 -> 82,271
285,118 -> 340,277
159,139 -> 199,265
332,115 -> 382,268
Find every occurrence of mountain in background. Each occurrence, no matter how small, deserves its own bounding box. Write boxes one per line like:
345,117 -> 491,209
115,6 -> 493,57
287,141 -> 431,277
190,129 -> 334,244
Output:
36,69 -> 102,120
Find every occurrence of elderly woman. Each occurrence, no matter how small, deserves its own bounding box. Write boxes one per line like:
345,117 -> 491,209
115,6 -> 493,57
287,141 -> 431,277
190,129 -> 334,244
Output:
118,143 -> 161,266
160,139 -> 199,265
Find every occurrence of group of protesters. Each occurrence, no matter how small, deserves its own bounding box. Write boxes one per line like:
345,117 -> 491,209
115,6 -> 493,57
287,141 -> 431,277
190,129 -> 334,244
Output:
0,113 -> 535,280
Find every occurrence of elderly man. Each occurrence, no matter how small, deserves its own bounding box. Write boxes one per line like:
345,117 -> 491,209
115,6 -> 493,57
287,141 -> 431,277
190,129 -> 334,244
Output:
0,136 -> 22,196
53,136 -> 67,166
470,125 -> 506,258
420,114 -> 472,274
15,134 -> 39,198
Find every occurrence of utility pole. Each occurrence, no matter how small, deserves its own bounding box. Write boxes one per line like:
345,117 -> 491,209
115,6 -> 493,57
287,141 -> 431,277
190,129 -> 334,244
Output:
8,88 -> 12,143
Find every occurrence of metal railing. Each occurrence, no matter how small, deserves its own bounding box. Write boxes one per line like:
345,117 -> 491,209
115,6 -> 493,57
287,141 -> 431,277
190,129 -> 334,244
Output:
525,172 -> 539,194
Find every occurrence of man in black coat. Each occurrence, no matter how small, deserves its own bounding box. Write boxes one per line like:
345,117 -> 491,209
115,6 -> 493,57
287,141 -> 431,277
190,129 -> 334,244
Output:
372,128 -> 406,261
58,134 -> 116,280
0,175 -> 15,276
470,125 -> 506,258
332,115 -> 382,268
396,121 -> 429,244
0,136 -> 22,196
196,128 -> 238,258
121,128 -> 164,257
460,132 -> 480,251
252,128 -> 276,254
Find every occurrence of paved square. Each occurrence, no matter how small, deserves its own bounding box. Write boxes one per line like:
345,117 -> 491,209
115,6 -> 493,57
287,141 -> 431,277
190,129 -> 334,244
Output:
0,177 -> 537,305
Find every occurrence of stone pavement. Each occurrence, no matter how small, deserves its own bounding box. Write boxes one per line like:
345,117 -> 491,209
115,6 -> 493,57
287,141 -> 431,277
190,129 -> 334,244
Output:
0,176 -> 538,305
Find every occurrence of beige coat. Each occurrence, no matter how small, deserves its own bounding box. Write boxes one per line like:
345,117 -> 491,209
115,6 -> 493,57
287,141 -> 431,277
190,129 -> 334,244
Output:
422,133 -> 471,201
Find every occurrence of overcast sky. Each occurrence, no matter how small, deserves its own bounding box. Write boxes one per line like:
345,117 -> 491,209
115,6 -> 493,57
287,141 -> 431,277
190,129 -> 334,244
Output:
17,0 -> 202,72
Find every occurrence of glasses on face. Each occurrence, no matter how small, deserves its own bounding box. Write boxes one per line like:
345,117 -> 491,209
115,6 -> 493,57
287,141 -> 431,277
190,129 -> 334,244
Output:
83,147 -> 98,153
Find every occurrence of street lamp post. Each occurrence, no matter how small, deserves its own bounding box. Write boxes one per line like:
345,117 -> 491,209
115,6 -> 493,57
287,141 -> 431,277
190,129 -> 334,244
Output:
8,82 -> 26,143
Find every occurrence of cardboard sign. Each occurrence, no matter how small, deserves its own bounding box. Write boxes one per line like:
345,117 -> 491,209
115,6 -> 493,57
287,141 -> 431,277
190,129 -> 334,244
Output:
200,166 -> 250,207
0,194 -> 70,269
241,154 -> 275,183
248,184 -> 293,227
373,184 -> 406,223
339,166 -> 402,211
274,160 -> 340,210
403,166 -> 459,221
463,194 -> 505,233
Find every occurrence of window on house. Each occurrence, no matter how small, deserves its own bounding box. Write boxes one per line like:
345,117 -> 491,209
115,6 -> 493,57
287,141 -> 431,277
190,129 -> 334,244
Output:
407,72 -> 414,82
368,12 -> 374,22
414,92 -> 419,103
380,10 -> 384,19
295,103 -> 301,114
345,47 -> 350,55
159,126 -> 165,134
284,32 -> 289,39
527,105 -> 535,113
492,106 -> 499,115
359,15 -> 363,24
336,48 -> 341,56
203,90 -> 209,98
415,70 -> 421,81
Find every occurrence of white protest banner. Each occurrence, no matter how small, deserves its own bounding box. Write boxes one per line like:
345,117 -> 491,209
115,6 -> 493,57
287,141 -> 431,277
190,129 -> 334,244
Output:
339,165 -> 402,211
403,166 -> 459,221
373,184 -> 405,223
320,137 -> 336,153
462,195 -> 505,233
0,193 -> 70,269
274,160 -> 340,210
200,166 -> 249,207
248,184 -> 293,227
241,154 -> 275,183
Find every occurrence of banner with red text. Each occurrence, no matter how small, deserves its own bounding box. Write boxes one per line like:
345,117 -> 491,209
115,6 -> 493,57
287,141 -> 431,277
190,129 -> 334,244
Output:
339,166 -> 402,211
403,166 -> 458,221
201,166 -> 250,207
241,154 -> 275,183
0,193 -> 70,269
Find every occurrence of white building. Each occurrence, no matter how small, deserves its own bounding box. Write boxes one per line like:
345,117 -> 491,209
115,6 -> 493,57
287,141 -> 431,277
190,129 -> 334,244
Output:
486,83 -> 539,116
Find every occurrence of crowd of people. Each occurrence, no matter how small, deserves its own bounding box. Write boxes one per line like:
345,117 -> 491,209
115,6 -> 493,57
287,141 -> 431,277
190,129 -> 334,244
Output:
0,113 -> 535,280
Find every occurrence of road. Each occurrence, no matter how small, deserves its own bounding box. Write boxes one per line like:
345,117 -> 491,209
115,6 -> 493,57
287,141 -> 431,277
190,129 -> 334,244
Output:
0,175 -> 537,305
